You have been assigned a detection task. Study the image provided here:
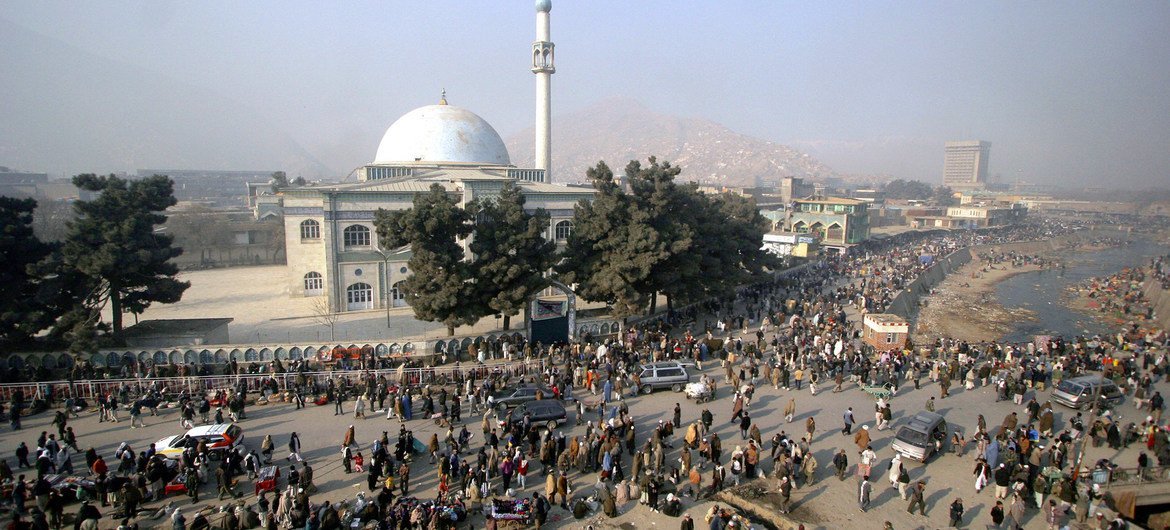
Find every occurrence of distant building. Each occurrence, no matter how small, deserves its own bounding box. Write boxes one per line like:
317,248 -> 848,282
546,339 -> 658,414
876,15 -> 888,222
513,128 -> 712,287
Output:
787,196 -> 870,253
908,204 -> 1026,229
850,188 -> 885,204
779,177 -> 816,205
0,167 -> 88,201
165,207 -> 286,269
139,169 -> 278,207
943,141 -> 991,190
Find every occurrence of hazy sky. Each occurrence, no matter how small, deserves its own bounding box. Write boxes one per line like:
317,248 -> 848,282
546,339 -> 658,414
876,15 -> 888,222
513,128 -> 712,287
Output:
2,1 -> 1168,188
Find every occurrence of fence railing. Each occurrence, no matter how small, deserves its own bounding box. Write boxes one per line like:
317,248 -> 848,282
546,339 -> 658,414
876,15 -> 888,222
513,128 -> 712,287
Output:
0,359 -> 546,404
1080,465 -> 1170,488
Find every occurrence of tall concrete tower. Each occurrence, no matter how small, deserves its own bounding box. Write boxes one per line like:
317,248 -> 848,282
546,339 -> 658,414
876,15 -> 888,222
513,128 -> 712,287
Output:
533,0 -> 555,183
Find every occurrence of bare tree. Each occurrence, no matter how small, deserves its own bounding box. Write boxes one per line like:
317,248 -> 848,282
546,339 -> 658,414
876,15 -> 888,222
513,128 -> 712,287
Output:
310,296 -> 338,341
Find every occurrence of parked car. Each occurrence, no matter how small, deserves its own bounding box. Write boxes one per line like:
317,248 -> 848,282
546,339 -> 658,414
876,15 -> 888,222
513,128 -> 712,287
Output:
1051,375 -> 1124,410
638,362 -> 692,394
501,400 -> 567,433
489,385 -> 556,411
891,411 -> 948,462
155,424 -> 245,460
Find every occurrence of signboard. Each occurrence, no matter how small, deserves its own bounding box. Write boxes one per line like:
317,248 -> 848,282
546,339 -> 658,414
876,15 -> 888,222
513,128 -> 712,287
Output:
531,299 -> 566,321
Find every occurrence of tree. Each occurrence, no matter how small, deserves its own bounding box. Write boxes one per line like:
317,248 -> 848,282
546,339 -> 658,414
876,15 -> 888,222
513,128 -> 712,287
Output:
374,183 -> 479,336
468,182 -> 556,330
624,157 -> 699,313
269,171 -> 289,193
882,179 -> 934,201
703,193 -> 781,293
309,296 -> 338,341
30,199 -> 75,242
558,158 -> 782,320
0,197 -> 55,345
62,174 -> 190,333
932,185 -> 956,206
556,162 -> 668,321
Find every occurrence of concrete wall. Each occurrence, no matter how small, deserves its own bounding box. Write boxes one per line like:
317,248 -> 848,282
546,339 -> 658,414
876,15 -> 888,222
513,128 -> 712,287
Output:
1143,279 -> 1170,332
886,247 -> 973,324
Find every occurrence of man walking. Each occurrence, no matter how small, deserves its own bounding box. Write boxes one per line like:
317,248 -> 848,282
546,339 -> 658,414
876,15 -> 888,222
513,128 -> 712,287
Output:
834,449 -> 849,481
779,476 -> 792,514
907,480 -> 926,516
859,475 -> 872,512
287,432 -> 302,463
842,407 -> 855,435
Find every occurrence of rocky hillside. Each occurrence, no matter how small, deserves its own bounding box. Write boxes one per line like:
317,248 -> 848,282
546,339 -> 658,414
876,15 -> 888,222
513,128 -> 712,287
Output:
505,98 -> 837,186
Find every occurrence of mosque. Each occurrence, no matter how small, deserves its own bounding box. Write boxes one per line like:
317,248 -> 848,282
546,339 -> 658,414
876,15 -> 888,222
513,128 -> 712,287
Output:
279,0 -> 593,314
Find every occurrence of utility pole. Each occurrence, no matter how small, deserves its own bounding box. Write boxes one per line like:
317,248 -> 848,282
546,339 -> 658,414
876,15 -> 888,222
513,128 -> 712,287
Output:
1071,374 -> 1106,481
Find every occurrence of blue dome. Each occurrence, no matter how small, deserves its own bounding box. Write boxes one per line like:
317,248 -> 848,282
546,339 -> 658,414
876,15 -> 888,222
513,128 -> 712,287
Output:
535,0 -> 551,13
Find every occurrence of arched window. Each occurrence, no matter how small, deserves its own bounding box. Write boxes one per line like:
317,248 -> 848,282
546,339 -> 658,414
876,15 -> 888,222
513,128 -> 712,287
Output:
300,219 -> 320,239
391,281 -> 409,307
343,225 -> 371,248
304,272 -> 323,295
554,220 -> 573,241
346,282 -> 374,310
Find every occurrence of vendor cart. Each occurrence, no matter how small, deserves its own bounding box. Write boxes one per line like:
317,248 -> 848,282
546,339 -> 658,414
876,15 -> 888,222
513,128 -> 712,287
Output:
254,466 -> 280,495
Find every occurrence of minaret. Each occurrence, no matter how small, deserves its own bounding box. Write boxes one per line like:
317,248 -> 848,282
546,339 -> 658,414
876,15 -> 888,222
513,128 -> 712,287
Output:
533,0 -> 554,183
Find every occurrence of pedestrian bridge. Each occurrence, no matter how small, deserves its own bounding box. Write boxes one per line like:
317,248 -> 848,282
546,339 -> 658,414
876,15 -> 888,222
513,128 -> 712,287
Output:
1092,465 -> 1170,518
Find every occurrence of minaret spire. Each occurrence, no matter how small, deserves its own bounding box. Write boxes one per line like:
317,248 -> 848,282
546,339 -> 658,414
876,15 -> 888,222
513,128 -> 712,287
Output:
533,0 -> 554,183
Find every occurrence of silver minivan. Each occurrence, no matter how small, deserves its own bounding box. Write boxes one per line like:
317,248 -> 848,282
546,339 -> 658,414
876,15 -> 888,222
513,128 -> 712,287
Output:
1051,375 -> 1124,410
892,411 -> 948,462
638,361 -> 692,394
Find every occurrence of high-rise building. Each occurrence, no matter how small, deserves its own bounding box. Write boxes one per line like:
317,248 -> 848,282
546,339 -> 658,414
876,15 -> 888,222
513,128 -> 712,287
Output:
943,140 -> 990,190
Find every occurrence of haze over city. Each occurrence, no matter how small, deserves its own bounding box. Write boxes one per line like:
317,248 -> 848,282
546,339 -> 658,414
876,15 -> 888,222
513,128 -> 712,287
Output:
1,1 -> 1168,188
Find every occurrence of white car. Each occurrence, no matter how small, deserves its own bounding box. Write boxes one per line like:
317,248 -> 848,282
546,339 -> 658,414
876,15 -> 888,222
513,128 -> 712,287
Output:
154,424 -> 245,460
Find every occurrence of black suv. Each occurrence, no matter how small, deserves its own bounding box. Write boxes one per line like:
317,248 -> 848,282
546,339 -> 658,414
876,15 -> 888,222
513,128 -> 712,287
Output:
502,400 -> 567,432
490,385 -> 554,410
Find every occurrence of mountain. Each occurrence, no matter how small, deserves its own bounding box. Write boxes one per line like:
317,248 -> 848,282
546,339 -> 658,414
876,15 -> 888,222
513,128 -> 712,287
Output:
0,18 -> 331,179
505,98 -> 837,186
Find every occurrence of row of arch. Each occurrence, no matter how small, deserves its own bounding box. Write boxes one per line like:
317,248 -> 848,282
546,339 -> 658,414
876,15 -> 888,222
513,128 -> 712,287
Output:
5,342 -> 419,371
299,220 -> 574,248
4,320 -> 621,372
792,220 -> 844,241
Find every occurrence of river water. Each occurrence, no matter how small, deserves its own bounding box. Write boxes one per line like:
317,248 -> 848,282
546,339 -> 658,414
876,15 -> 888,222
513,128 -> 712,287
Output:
996,237 -> 1169,343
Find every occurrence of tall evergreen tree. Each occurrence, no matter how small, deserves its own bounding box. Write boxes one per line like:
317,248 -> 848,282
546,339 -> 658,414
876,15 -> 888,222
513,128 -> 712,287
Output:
702,193 -> 780,293
468,182 -> 556,330
625,157 -> 698,313
62,174 -> 190,333
0,197 -> 54,345
556,162 -> 668,320
375,183 -> 479,336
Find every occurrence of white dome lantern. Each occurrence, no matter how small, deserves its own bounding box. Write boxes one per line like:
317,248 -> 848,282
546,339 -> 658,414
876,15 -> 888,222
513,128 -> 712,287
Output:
373,103 -> 511,166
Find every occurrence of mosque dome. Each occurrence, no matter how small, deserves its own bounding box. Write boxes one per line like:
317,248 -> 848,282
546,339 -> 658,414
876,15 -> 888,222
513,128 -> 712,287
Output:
373,102 -> 511,166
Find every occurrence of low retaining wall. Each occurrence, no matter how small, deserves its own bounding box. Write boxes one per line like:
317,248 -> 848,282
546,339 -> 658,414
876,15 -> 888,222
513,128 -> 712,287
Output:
886,247 -> 973,323
1144,279 -> 1170,332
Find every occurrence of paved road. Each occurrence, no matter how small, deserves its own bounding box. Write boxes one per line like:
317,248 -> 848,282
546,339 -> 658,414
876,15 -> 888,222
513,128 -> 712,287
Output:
2,353 -> 1156,529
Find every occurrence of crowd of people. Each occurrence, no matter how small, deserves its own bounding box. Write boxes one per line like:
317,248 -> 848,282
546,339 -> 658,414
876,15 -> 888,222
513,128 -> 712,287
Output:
3,219 -> 1168,530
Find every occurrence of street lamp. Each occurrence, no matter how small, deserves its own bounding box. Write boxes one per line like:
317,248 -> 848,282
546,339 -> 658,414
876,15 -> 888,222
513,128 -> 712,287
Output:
374,248 -> 393,328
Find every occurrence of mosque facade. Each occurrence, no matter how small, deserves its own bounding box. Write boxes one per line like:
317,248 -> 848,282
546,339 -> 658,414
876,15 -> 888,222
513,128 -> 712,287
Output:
281,1 -> 590,314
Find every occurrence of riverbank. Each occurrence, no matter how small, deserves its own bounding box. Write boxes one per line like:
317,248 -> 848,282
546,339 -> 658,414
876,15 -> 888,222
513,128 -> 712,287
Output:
911,232 -> 1169,345
911,259 -> 1044,343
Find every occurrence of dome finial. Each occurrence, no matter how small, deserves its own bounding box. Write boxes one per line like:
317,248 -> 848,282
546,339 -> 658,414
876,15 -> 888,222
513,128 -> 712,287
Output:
439,89 -> 447,105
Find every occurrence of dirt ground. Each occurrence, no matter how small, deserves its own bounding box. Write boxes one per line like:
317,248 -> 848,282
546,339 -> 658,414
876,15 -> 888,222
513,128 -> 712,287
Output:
912,260 -> 1045,344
